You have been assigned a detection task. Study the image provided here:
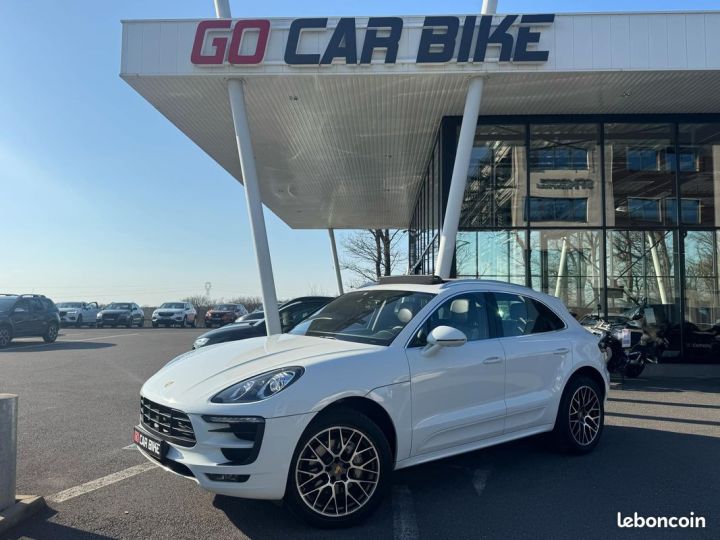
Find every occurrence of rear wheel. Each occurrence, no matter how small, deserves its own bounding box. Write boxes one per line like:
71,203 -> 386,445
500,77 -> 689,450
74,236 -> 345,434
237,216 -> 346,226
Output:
552,375 -> 604,454
285,408 -> 391,528
43,323 -> 59,343
0,326 -> 13,348
624,362 -> 645,378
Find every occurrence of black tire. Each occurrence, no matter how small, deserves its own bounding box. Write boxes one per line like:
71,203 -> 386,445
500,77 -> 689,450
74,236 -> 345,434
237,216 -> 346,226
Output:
284,408 -> 392,528
97,323 -> 104,329
181,316 -> 187,328
190,318 -> 196,328
76,315 -> 83,328
43,322 -> 59,343
137,318 -> 145,328
152,322 -> 158,328
624,362 -> 645,378
0,325 -> 13,348
552,375 -> 604,455
126,318 -> 133,329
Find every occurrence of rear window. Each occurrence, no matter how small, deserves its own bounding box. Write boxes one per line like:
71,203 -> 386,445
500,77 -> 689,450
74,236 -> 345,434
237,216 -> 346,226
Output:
492,293 -> 565,337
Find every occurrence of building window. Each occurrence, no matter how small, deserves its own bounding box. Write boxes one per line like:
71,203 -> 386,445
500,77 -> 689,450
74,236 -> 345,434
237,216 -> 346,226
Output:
627,198 -> 661,222
529,147 -> 589,170
666,198 -> 702,225
626,148 -> 660,171
527,197 -> 588,222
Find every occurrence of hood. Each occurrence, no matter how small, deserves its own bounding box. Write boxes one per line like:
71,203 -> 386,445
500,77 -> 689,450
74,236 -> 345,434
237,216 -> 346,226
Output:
141,334 -> 376,408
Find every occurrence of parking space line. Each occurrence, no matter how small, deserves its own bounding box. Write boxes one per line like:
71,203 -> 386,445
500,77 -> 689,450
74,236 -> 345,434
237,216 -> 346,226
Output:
46,463 -> 157,503
392,485 -> 418,540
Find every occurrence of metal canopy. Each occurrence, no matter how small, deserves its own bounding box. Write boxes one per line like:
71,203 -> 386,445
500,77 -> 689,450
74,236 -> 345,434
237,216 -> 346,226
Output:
121,13 -> 720,229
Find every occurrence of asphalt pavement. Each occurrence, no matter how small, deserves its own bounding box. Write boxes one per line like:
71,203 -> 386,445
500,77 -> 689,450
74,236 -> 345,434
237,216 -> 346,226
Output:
1,328 -> 718,539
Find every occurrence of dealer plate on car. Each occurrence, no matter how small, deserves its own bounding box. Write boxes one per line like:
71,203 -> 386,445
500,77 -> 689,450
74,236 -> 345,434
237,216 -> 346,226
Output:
133,427 -> 166,460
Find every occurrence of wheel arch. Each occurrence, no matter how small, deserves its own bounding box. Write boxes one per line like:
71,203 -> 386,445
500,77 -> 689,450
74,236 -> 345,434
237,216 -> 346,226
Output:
568,365 -> 607,400
317,396 -> 398,461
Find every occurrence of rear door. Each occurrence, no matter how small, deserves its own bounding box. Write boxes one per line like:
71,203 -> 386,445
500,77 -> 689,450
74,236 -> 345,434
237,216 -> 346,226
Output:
488,292 -> 570,434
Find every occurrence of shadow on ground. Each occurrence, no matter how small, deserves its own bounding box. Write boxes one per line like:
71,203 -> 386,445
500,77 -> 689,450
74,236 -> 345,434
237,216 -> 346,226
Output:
0,342 -> 115,353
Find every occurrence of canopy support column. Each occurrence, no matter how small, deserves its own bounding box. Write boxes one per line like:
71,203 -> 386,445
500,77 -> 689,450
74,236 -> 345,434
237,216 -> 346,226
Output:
328,229 -> 344,295
227,80 -> 282,335
435,77 -> 484,278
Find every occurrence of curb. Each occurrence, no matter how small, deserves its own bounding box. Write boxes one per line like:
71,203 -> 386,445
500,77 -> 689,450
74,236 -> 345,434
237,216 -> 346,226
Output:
0,495 -> 46,536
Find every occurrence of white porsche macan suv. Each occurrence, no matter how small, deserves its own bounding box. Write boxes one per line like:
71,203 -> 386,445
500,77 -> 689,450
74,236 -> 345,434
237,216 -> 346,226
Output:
134,277 -> 608,527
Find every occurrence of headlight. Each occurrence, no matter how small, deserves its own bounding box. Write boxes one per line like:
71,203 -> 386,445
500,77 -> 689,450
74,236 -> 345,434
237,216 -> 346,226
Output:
96,313 -> 102,319
211,367 -> 304,403
194,337 -> 210,348
152,310 -> 159,316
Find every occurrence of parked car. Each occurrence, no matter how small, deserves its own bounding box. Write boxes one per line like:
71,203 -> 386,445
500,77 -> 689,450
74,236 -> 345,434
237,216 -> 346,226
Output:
96,302 -> 144,328
134,277 -> 608,527
57,301 -> 100,327
0,294 -> 60,348
193,296 -> 333,349
152,302 -> 197,328
204,303 -> 248,328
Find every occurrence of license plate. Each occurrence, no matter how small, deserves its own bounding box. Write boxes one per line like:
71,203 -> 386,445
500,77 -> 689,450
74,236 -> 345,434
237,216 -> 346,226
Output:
133,427 -> 166,460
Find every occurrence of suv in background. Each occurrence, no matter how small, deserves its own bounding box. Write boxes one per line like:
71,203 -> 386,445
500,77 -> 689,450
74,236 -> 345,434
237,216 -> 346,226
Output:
0,294 -> 61,348
204,303 -> 248,328
152,302 -> 197,328
57,301 -> 101,327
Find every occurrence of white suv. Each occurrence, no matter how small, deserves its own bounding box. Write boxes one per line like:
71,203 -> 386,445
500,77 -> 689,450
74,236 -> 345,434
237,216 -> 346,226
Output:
134,277 -> 608,527
151,302 -> 197,328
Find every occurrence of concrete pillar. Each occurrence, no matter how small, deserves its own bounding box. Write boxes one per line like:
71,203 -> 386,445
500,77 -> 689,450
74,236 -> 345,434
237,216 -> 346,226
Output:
0,394 -> 18,512
435,77 -> 484,278
328,229 -> 344,295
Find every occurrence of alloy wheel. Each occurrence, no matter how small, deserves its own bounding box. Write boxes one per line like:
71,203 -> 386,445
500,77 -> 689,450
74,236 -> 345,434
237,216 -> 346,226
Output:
569,385 -> 601,446
295,426 -> 380,518
0,328 -> 10,347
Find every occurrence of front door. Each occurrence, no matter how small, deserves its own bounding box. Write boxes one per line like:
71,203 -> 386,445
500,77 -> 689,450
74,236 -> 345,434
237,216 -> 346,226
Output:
488,292 -> 571,434
405,292 -> 506,457
10,299 -> 33,336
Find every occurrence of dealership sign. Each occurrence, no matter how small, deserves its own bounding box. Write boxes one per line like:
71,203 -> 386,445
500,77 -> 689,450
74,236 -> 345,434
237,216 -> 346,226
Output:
191,15 -> 555,67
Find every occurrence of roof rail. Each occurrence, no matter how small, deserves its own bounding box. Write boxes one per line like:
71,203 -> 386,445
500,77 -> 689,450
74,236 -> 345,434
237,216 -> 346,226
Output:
377,275 -> 445,286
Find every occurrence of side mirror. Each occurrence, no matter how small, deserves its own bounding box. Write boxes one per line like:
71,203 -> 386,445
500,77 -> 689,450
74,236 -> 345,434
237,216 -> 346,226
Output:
424,326 -> 467,356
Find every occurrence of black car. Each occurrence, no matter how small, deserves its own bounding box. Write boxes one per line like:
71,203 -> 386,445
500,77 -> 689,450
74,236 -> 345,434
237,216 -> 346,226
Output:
0,294 -> 61,348
192,296 -> 333,349
96,302 -> 145,328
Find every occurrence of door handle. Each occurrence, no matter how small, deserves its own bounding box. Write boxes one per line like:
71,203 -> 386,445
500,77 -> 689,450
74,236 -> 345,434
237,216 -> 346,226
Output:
554,348 -> 570,355
483,356 -> 503,365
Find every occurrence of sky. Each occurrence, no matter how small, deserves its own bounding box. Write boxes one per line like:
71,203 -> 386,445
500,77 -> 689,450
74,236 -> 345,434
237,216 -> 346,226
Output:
1,0 -> 717,306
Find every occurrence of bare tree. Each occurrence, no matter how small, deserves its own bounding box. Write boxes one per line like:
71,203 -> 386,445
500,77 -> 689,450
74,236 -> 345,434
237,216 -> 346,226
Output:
341,229 -> 406,285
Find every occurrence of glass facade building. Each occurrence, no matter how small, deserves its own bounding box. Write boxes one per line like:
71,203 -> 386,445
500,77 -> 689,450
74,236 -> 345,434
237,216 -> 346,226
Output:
409,116 -> 720,363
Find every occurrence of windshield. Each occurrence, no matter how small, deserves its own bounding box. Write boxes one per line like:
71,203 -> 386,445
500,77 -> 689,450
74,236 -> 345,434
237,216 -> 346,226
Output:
106,303 -> 131,310
215,304 -> 236,311
290,290 -> 434,346
0,297 -> 17,312
160,303 -> 185,309
57,302 -> 83,308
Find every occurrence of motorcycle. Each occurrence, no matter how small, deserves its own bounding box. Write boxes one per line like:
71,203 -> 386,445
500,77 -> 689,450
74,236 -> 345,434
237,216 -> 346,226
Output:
586,312 -> 664,378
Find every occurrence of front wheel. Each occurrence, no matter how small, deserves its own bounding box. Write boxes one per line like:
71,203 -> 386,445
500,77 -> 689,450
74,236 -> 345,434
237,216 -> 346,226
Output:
76,315 -> 83,328
180,316 -> 187,328
0,326 -> 13,348
137,318 -> 145,328
43,323 -> 59,343
285,408 -> 392,528
551,375 -> 604,455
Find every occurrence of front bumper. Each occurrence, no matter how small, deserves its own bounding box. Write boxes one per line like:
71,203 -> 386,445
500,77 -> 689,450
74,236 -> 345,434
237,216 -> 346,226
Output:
60,314 -> 78,324
153,315 -> 184,323
134,412 -> 315,500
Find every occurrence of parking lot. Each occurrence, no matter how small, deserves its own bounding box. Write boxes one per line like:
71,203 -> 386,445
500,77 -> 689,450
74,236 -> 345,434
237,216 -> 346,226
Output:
0,328 -> 718,539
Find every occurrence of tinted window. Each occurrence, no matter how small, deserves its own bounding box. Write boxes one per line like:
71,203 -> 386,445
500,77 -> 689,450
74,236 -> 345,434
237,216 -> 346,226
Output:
491,293 -> 565,337
30,298 -> 46,313
13,299 -> 30,312
0,297 -> 17,312
410,293 -> 490,347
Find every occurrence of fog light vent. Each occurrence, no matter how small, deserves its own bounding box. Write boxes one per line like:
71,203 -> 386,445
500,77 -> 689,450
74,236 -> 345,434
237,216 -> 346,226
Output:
206,473 -> 250,483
